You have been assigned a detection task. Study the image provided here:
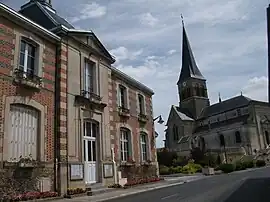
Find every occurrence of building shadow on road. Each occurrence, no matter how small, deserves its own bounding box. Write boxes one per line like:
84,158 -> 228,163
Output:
222,178 -> 270,202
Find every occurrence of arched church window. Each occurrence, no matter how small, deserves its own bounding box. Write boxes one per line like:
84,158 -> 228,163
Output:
195,84 -> 200,96
181,90 -> 185,100
219,134 -> 225,147
203,88 -> 208,97
235,131 -> 241,143
173,125 -> 179,141
187,88 -> 191,97
265,131 -> 270,145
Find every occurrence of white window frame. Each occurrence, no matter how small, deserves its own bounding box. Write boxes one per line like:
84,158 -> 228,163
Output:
120,128 -> 130,162
140,133 -> 147,162
84,59 -> 95,98
138,94 -> 145,115
119,85 -> 127,109
19,39 -> 37,78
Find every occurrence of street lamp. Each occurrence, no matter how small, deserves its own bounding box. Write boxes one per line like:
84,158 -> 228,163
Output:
153,115 -> 164,124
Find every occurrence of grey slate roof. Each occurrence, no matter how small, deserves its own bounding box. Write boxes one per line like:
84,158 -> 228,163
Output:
198,95 -> 251,119
177,26 -> 205,84
19,0 -> 74,30
173,105 -> 194,121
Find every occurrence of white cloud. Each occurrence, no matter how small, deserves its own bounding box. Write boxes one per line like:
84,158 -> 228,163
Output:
242,76 -> 268,102
70,2 -> 106,23
168,49 -> 176,55
139,13 -> 158,27
109,46 -> 143,62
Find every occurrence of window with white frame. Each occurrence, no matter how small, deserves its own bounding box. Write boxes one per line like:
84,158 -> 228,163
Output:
19,39 -> 37,77
140,132 -> 148,161
8,104 -> 39,162
138,94 -> 145,115
120,128 -> 131,162
84,59 -> 95,98
119,85 -> 127,109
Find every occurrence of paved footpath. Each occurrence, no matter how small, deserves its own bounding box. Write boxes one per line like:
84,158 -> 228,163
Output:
55,175 -> 205,202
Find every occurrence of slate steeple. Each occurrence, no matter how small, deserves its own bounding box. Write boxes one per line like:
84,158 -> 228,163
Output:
177,19 -> 204,85
177,16 -> 209,119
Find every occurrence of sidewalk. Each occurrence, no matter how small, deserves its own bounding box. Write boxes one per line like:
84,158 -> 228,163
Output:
55,175 -> 205,202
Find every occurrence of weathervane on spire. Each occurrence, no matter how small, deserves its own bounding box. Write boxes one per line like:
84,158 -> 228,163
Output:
181,14 -> 185,27
218,92 -> 222,103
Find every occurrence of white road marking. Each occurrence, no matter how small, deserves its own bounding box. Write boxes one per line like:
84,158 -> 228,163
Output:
161,193 -> 179,200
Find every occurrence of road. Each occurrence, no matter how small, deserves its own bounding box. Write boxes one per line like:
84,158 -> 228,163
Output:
106,167 -> 270,202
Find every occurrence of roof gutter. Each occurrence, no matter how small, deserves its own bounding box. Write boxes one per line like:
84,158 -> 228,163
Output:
111,66 -> 154,95
0,3 -> 60,42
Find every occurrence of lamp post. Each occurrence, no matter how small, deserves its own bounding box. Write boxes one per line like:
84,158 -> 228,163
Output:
153,115 -> 164,177
153,115 -> 164,124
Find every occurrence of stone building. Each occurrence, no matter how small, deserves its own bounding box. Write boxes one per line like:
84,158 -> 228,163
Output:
0,0 -> 157,195
165,23 -> 270,162
110,67 -> 157,180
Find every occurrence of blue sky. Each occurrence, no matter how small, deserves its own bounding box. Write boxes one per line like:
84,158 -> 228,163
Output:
3,0 -> 269,148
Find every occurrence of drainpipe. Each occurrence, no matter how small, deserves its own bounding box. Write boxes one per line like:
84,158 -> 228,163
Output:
111,147 -> 117,184
54,41 -> 61,194
66,37 -> 70,192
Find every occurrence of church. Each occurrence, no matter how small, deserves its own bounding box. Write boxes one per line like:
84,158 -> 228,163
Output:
165,23 -> 270,162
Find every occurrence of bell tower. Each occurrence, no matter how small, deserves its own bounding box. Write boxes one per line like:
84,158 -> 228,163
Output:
177,18 -> 210,119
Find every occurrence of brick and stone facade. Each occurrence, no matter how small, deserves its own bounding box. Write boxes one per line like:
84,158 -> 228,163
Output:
110,69 -> 157,181
0,10 -> 59,194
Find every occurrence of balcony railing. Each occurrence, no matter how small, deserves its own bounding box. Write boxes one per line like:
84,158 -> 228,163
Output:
118,106 -> 130,117
81,90 -> 102,101
13,68 -> 42,89
138,113 -> 148,123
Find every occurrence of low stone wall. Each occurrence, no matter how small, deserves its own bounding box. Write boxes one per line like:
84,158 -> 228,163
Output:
0,164 -> 54,196
119,165 -> 157,182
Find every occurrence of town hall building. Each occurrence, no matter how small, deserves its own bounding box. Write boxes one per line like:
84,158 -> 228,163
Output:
165,23 -> 270,162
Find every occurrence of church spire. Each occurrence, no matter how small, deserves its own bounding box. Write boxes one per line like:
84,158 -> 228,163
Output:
177,16 -> 204,85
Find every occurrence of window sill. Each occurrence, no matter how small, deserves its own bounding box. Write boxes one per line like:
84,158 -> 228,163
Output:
138,113 -> 148,123
13,69 -> 42,90
4,161 -> 45,168
120,161 -> 135,167
118,107 -> 130,118
140,161 -> 152,166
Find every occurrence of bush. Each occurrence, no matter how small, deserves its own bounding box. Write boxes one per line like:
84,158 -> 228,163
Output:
219,164 -> 235,173
181,163 -> 201,174
256,160 -> 266,167
235,161 -> 246,171
242,160 -> 254,169
157,150 -> 178,167
159,165 -> 170,175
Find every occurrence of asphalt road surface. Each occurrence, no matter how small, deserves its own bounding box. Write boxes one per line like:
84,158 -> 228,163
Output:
106,167 -> 270,202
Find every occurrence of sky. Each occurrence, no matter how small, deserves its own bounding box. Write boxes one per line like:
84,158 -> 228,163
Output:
2,0 -> 270,148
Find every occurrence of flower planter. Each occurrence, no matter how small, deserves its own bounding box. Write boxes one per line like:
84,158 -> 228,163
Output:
124,177 -> 164,188
0,191 -> 59,201
202,167 -> 215,175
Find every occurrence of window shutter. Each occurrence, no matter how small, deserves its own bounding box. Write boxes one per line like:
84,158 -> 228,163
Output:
117,85 -> 120,107
126,88 -> 130,109
128,132 -> 132,159
136,93 -> 139,114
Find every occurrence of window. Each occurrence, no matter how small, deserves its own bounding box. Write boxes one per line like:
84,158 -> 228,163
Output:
140,132 -> 147,161
219,134 -> 225,147
138,94 -> 145,114
8,104 -> 39,162
119,85 -> 127,108
84,60 -> 95,98
265,131 -> 270,145
235,131 -> 241,143
237,109 -> 241,116
195,84 -> 200,96
19,39 -> 37,77
120,128 -> 131,161
173,125 -> 179,141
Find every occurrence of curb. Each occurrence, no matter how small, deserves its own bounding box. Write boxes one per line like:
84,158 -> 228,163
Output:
92,181 -> 186,202
92,177 -> 205,202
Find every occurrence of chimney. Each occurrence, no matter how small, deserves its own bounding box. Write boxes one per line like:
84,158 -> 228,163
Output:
267,4 -> 270,104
